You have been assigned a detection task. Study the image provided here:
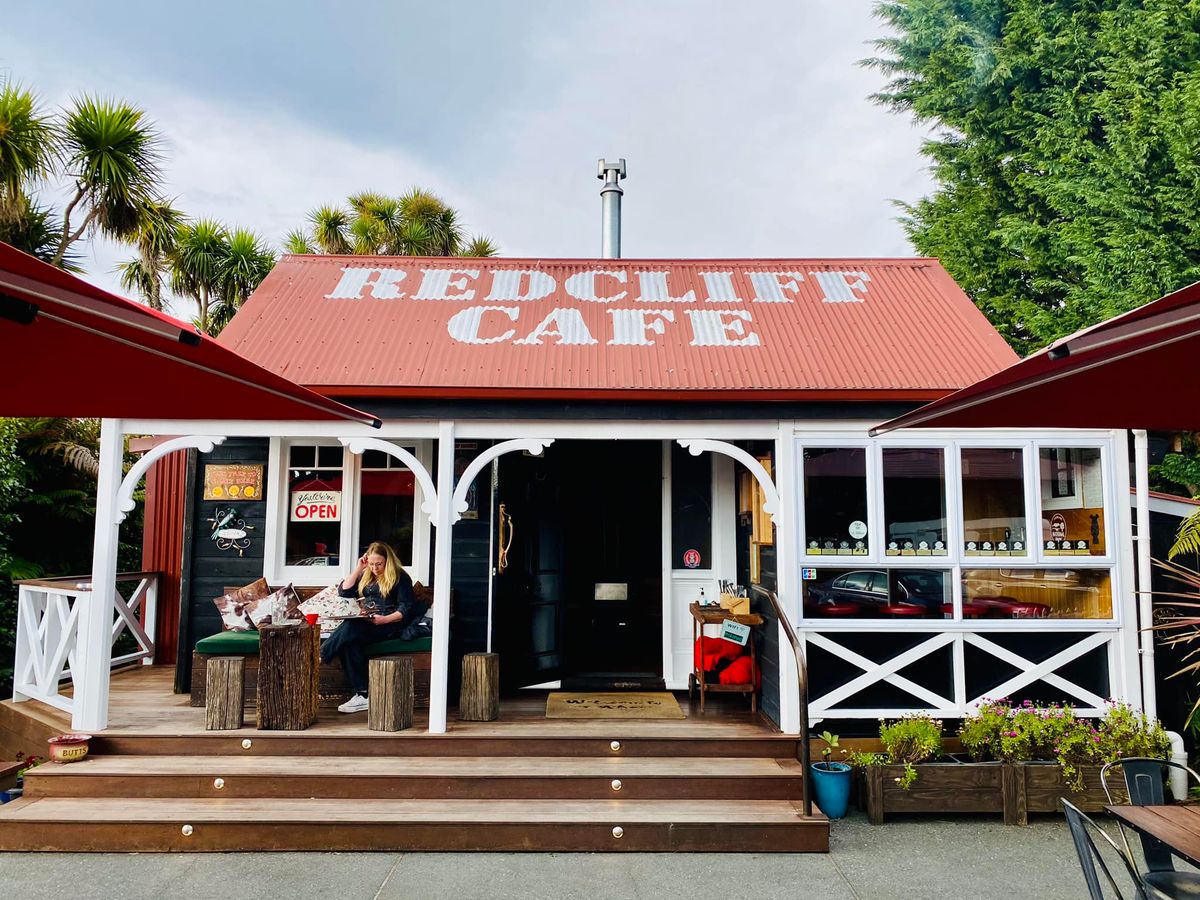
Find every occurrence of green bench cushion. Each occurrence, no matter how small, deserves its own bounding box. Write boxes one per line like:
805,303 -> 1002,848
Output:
195,631 -> 261,654
195,631 -> 432,656
369,637 -> 432,655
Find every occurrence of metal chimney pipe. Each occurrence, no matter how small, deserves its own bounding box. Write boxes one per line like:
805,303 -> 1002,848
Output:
597,158 -> 626,259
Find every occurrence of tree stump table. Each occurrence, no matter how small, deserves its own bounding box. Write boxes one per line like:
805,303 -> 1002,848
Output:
368,656 -> 414,732
256,622 -> 320,730
205,656 -> 245,730
459,652 -> 500,722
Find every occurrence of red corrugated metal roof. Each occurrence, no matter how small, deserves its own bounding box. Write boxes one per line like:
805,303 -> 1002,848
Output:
217,256 -> 1017,400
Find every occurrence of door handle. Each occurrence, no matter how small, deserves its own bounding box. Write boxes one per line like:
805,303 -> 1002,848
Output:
497,502 -> 514,573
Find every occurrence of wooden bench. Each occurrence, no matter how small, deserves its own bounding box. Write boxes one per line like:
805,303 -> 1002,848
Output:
190,584 -> 434,711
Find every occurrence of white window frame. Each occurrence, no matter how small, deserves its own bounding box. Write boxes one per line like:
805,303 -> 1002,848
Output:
793,431 -> 1122,629
266,437 -> 433,586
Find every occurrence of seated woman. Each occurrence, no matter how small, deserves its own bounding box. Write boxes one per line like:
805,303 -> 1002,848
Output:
320,541 -> 426,713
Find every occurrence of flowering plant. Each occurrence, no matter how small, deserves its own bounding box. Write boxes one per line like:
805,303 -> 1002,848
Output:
14,751 -> 45,779
958,699 -> 1169,791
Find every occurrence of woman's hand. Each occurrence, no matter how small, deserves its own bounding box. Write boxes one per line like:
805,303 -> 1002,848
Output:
369,612 -> 401,626
356,553 -> 369,571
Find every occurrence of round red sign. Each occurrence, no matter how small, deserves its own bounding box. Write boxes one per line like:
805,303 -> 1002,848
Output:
683,549 -> 702,569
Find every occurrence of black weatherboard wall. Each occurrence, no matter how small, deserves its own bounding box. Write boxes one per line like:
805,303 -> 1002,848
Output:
175,438 -> 270,692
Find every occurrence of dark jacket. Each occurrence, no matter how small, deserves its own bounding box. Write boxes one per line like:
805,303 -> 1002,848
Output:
338,568 -> 424,622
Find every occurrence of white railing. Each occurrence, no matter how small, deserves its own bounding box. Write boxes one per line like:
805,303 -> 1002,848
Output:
12,572 -> 159,713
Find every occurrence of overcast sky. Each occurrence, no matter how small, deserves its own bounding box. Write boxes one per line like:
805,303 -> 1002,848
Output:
3,1 -> 934,314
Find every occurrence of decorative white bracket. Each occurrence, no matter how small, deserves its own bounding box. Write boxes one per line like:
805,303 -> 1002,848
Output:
451,438 -> 554,524
116,435 -> 227,524
340,437 -> 441,526
676,438 -> 780,527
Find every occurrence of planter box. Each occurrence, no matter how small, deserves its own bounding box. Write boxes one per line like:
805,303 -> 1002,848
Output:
864,760 -> 1121,826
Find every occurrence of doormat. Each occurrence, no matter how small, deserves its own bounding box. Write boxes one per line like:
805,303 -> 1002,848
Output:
545,692 -> 685,720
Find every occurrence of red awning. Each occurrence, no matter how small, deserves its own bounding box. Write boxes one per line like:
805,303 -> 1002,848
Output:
871,280 -> 1200,434
0,243 -> 379,425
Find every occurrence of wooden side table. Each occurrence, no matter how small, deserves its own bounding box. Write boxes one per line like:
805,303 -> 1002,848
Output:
256,622 -> 320,730
688,602 -> 764,713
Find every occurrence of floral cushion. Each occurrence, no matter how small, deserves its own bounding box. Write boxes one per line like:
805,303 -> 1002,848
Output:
211,578 -> 270,632
298,584 -> 361,631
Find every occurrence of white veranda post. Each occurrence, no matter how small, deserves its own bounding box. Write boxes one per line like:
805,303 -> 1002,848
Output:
429,421 -> 456,733
73,417 -> 124,732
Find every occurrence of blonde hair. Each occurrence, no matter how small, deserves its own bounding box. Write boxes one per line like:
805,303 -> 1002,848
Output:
357,541 -> 403,599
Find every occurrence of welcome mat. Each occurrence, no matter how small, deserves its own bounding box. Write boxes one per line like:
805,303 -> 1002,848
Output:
545,692 -> 685,720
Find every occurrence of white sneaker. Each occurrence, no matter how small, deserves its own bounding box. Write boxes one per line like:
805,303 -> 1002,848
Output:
338,694 -> 369,714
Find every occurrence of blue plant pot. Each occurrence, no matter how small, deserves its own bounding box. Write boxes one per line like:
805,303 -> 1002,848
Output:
811,762 -> 852,819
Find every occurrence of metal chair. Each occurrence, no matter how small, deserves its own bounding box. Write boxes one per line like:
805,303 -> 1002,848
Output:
1062,799 -> 1146,899
1101,758 -> 1200,873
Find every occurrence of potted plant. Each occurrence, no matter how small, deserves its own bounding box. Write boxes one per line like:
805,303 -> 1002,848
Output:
854,700 -> 1169,825
1,751 -> 44,803
810,730 -> 852,819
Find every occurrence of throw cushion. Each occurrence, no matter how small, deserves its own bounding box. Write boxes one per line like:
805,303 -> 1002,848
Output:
246,585 -> 297,629
212,578 -> 270,632
413,581 -> 434,607
694,635 -> 745,672
298,584 -> 360,630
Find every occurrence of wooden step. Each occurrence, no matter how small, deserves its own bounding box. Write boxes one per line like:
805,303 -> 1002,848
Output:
23,755 -> 806,801
92,732 -> 801,758
0,797 -> 828,852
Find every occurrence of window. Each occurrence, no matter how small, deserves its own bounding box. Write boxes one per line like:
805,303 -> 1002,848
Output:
883,448 -> 948,556
672,442 -> 712,569
357,447 -> 416,567
285,443 -> 344,566
802,567 -> 949,619
963,568 -> 1113,619
961,448 -> 1027,556
1039,447 -> 1106,557
804,448 -> 869,556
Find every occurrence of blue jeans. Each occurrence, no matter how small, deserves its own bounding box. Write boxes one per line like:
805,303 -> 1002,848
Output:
320,617 -> 406,695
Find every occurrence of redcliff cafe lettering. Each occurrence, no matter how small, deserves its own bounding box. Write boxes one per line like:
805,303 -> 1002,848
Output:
323,266 -> 872,347
128,254 -> 1144,740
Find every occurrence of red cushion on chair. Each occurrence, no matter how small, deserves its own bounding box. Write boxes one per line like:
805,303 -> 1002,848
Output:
719,655 -> 759,688
694,636 -> 746,671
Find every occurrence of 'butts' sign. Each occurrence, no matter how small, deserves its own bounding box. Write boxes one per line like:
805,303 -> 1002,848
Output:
323,266 -> 871,348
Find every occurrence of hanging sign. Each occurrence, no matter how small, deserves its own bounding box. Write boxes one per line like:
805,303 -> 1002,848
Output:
203,464 -> 264,501
720,619 -> 751,646
682,549 -> 702,569
291,490 -> 341,522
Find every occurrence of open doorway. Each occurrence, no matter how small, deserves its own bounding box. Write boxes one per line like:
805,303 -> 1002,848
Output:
491,440 -> 663,690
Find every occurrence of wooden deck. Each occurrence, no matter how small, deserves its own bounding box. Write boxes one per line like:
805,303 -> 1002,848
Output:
0,667 -> 827,852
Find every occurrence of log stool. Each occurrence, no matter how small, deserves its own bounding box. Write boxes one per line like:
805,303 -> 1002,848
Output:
205,656 -> 245,730
368,656 -> 414,732
459,652 -> 500,722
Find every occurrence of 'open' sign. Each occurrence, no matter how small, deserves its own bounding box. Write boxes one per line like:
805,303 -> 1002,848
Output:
291,490 -> 341,522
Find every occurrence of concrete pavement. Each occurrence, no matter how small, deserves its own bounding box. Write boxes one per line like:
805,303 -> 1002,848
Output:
0,812 -> 1098,899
